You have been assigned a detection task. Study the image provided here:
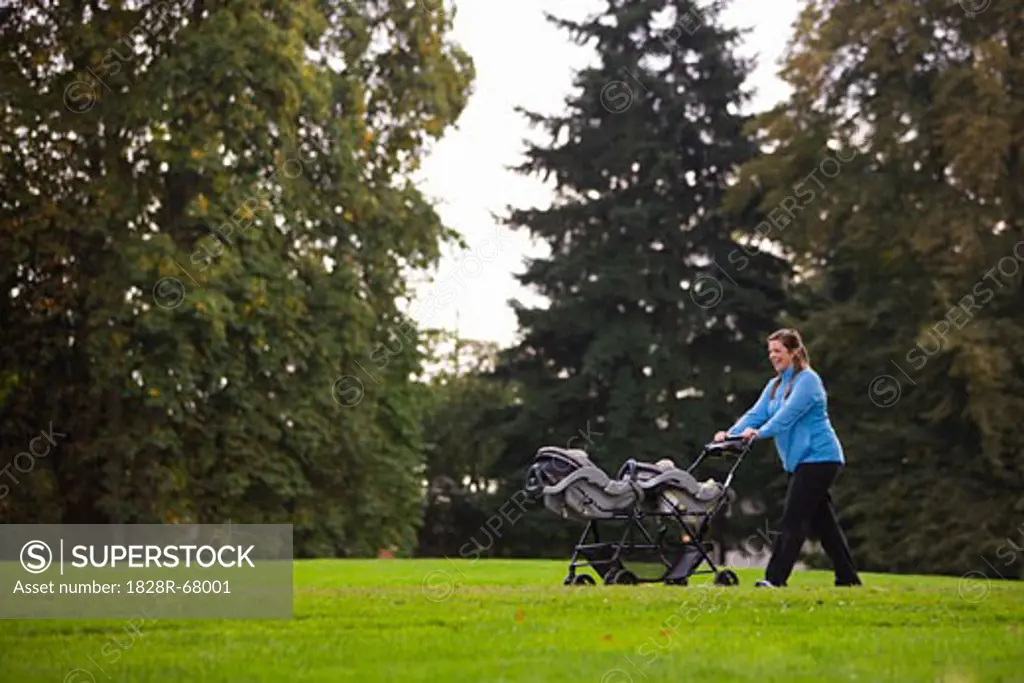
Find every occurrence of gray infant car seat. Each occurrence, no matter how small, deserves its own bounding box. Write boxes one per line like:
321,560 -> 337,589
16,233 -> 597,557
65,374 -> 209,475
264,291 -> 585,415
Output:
618,458 -> 726,518
525,449 -> 727,523
524,447 -> 642,521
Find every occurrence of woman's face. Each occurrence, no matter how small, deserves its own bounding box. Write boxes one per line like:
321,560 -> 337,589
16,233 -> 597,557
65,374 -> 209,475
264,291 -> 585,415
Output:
768,339 -> 795,373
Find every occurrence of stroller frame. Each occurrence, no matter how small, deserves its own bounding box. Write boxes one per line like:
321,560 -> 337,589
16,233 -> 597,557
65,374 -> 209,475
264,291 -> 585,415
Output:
561,436 -> 753,587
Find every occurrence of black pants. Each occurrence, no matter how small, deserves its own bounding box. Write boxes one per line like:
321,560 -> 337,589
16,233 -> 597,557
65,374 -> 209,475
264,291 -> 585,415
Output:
764,462 -> 861,586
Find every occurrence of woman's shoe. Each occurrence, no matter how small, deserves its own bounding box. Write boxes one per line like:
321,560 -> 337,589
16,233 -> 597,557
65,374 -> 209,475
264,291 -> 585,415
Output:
755,580 -> 777,588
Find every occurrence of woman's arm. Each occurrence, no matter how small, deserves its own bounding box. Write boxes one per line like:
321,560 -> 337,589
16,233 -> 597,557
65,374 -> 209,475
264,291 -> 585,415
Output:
756,372 -> 824,438
727,380 -> 774,435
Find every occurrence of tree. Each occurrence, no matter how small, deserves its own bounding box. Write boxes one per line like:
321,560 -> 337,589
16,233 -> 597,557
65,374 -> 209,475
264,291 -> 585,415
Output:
0,0 -> 474,557
415,332 -> 518,557
490,0 -> 791,558
729,0 -> 1024,575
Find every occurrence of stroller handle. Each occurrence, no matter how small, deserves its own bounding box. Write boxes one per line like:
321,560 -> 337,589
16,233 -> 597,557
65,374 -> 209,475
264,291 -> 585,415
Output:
703,435 -> 750,452
687,436 -> 754,487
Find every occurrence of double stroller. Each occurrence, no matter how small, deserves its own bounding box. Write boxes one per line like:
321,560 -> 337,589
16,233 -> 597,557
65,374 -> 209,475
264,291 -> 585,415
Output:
523,437 -> 752,587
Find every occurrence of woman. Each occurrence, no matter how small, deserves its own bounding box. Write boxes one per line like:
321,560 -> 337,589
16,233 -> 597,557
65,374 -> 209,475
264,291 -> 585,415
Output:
714,328 -> 861,588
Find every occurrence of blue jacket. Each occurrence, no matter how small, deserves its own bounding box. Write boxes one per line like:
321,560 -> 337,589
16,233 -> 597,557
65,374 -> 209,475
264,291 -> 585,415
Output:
728,366 -> 844,472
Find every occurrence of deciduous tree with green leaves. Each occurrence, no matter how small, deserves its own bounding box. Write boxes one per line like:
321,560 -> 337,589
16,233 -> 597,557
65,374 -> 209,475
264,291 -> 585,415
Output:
729,0 -> 1024,575
0,0 -> 474,557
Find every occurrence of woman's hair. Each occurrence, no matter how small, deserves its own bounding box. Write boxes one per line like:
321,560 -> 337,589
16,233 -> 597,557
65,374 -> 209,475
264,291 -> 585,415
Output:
767,328 -> 809,399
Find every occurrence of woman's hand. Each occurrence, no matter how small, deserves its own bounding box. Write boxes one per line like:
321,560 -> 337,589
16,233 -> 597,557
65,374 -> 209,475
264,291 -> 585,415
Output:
713,431 -> 728,442
738,427 -> 759,441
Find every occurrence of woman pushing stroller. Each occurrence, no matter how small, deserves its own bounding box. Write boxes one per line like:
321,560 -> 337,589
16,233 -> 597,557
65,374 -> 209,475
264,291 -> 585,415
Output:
714,328 -> 862,588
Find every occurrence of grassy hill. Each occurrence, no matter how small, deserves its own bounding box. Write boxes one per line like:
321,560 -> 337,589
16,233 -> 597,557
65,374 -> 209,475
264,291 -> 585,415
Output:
1,559 -> 1021,682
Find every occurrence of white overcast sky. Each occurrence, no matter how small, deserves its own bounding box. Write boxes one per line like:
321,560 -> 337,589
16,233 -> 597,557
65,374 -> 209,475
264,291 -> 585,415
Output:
409,0 -> 802,348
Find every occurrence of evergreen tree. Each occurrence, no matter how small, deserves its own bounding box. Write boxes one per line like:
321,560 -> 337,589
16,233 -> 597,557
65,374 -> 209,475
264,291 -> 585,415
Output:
0,0 -> 474,557
729,0 -> 1024,575
491,0 -> 790,557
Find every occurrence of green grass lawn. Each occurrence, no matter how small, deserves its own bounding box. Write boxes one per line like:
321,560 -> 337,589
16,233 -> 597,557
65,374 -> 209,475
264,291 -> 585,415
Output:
1,559 -> 1021,682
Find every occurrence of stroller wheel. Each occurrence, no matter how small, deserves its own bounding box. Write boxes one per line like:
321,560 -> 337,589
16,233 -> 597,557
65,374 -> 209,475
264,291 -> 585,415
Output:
566,574 -> 596,586
714,569 -> 739,586
605,568 -> 638,585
